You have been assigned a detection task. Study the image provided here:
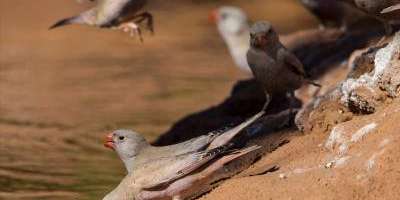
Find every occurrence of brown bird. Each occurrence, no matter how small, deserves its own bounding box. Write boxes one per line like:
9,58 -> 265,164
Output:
247,21 -> 320,112
50,0 -> 153,40
339,0 -> 400,34
299,0 -> 366,30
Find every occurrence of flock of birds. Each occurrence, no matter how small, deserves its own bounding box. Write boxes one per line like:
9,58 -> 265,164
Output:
49,0 -> 400,200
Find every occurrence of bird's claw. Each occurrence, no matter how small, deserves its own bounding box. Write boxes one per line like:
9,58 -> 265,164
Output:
117,22 -> 143,42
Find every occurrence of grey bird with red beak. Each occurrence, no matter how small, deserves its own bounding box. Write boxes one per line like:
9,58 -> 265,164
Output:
247,21 -> 320,112
102,111 -> 265,200
50,0 -> 153,40
104,110 -> 264,173
209,6 -> 252,73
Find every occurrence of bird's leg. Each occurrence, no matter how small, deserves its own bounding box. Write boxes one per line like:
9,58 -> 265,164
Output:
117,22 -> 143,42
382,20 -> 393,36
262,93 -> 271,111
133,12 -> 154,34
285,91 -> 296,126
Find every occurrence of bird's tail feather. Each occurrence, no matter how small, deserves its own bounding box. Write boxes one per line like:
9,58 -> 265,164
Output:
381,4 -> 400,14
49,17 -> 77,30
306,79 -> 321,87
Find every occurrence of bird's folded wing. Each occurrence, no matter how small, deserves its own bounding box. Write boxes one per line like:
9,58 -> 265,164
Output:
136,145 -> 261,200
207,110 -> 265,150
278,48 -> 306,77
138,146 -> 229,190
161,133 -> 218,156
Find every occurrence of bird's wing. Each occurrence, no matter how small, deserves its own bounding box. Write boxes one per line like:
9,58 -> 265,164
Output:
278,48 -> 307,77
381,4 -> 400,14
163,133 -> 217,155
136,145 -> 261,200
207,110 -> 265,150
136,146 -> 229,190
95,0 -> 136,26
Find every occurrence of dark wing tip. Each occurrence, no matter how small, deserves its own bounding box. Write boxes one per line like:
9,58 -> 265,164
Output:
49,18 -> 73,30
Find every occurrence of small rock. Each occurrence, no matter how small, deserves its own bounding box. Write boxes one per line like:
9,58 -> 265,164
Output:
325,161 -> 334,169
279,173 -> 287,179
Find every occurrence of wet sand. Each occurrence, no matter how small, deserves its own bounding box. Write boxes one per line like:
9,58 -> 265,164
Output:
0,0 -> 315,199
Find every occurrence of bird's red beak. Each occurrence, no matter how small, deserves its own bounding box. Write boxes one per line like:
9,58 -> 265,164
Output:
208,9 -> 218,23
104,133 -> 115,150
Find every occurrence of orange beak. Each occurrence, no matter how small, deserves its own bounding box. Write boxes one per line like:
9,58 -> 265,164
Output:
104,133 -> 115,150
208,9 -> 218,23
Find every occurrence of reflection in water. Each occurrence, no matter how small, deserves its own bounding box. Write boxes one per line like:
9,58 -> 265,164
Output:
0,0 -> 314,199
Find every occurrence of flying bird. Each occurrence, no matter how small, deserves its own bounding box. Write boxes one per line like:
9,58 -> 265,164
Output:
247,21 -> 320,112
209,6 -> 252,74
50,0 -> 153,40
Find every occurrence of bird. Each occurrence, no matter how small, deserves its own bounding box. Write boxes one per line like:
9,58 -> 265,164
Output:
338,0 -> 400,34
103,146 -> 260,200
381,3 -> 400,14
246,21 -> 320,112
102,111 -> 265,200
209,6 -> 252,74
299,0 -> 367,30
49,0 -> 154,40
103,110 -> 264,173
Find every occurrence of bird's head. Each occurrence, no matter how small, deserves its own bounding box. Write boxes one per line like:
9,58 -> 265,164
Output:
209,6 -> 249,37
104,130 -> 149,161
249,21 -> 278,49
300,0 -> 320,8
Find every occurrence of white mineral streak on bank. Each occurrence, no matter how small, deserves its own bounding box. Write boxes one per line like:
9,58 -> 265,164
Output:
374,32 -> 400,82
366,149 -> 386,171
351,123 -> 377,142
325,125 -> 345,151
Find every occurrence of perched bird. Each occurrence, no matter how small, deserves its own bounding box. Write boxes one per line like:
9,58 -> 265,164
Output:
299,0 -> 366,30
104,110 -> 264,173
247,21 -> 320,111
338,0 -> 400,34
50,0 -> 153,40
103,111 -> 265,200
209,6 -> 252,73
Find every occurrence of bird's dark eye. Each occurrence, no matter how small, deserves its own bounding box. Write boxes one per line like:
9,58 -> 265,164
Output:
221,13 -> 228,19
118,136 -> 125,140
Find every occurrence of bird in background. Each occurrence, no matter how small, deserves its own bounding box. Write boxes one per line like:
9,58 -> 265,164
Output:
338,0 -> 400,34
102,111 -> 264,200
50,0 -> 154,41
247,21 -> 320,113
299,0 -> 367,31
209,6 -> 252,74
381,3 -> 400,14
